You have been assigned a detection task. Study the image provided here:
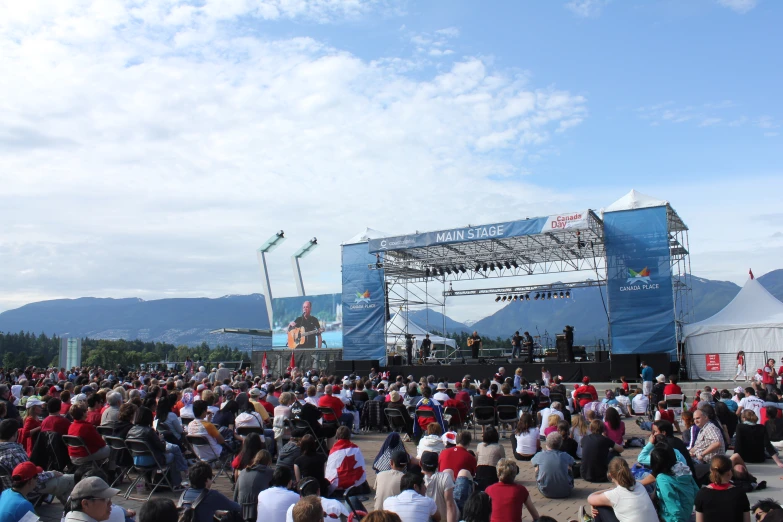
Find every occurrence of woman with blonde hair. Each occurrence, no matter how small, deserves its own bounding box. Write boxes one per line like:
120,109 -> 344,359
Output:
586,457 -> 658,522
694,454 -> 751,522
513,368 -> 523,390
543,414 -> 560,437
571,414 -> 589,458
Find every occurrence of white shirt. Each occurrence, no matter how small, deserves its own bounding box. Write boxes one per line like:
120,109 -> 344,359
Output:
434,392 -> 450,403
603,484 -> 659,522
632,394 -> 649,414
383,490 -> 437,522
740,396 -> 765,417
515,427 -> 540,455
285,497 -> 349,522
539,407 -> 564,423
256,487 -> 300,522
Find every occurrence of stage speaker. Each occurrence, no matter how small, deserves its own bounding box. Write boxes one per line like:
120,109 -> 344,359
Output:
387,355 -> 403,366
595,350 -> 609,362
464,359 -> 481,365
508,358 -> 528,365
334,360 -> 354,374
544,355 -> 559,363
353,359 -> 377,373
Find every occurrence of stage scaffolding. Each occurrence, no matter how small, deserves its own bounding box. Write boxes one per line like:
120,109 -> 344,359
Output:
372,211 -> 608,362
666,205 -> 694,361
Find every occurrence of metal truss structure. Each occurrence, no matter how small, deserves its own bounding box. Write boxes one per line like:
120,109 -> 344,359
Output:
666,206 -> 694,358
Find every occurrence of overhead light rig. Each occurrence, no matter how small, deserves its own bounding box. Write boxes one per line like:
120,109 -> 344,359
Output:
443,279 -> 605,298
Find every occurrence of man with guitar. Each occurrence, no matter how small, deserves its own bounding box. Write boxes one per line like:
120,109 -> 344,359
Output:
523,331 -> 534,362
287,301 -> 323,349
468,331 -> 482,359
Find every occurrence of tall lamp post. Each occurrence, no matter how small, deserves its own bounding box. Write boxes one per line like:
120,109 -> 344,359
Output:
291,237 -> 318,296
257,230 -> 286,330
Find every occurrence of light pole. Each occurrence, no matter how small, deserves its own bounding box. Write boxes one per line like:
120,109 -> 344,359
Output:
257,230 -> 286,329
291,237 -> 318,296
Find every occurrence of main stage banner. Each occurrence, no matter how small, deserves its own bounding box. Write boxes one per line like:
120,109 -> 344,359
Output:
604,206 -> 676,354
368,210 -> 591,253
341,243 -> 386,363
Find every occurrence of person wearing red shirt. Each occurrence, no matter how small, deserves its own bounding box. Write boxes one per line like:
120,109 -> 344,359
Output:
318,385 -> 353,427
443,395 -> 469,428
58,369 -> 66,381
485,458 -> 540,522
66,405 -> 110,465
575,377 -> 598,408
454,382 -> 471,410
59,391 -> 72,415
438,431 -> 477,477
41,399 -> 71,436
85,395 -> 104,426
663,376 -> 682,396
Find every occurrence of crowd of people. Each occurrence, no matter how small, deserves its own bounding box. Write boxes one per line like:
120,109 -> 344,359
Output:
0,362 -> 782,522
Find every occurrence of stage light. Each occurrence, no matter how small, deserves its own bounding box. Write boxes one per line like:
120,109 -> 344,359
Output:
566,291 -> 571,298
459,265 -> 466,273
513,295 -> 518,301
483,263 -> 488,271
526,294 -> 530,301
489,262 -> 496,271
553,292 -> 558,299
560,291 -> 565,298
511,260 -> 518,268
547,292 -> 552,299
425,268 -> 430,277
444,267 -> 451,275
475,263 -> 482,271
534,293 -> 540,300
495,296 -> 501,302
504,261 -> 511,269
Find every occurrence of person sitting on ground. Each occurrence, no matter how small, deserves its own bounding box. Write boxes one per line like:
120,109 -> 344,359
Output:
420,451 -> 458,522
325,426 -> 369,495
513,412 -> 540,461
586,457 -> 659,522
694,454 -> 751,522
637,401 -> 675,431
733,409 -> 783,467
235,449 -> 273,512
66,404 -> 111,465
383,471 -> 441,522
180,461 -> 241,522
417,423 -> 445,458
751,499 -> 783,522
138,498 -> 178,522
460,491 -> 492,522
571,414 -> 589,459
63,476 -> 120,522
580,419 -> 624,483
475,426 -> 505,490
681,411 -> 698,449
631,387 -> 649,416
689,408 -> 726,480
374,451 -> 409,511
603,407 -> 625,446
255,465 -> 300,522
531,432 -> 574,499
558,421 -> 579,462
485,458 -> 539,522
639,442 -> 698,522
543,414 -> 560,437
765,405 -> 783,451
0,462 -> 43,522
285,476 -> 350,522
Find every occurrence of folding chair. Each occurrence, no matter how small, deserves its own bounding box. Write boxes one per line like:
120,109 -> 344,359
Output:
104,436 -> 132,487
186,434 -> 232,482
550,392 -> 567,406
319,407 -> 340,427
472,406 -> 496,438
384,408 -> 408,435
290,418 -> 328,456
123,439 -> 175,501
496,405 -> 518,437
443,407 -> 467,431
96,426 -> 114,437
665,394 -> 684,431
236,426 -> 264,438
62,435 -> 107,469
181,417 -> 194,428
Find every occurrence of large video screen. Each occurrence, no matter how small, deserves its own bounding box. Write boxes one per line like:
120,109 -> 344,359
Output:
271,293 -> 343,348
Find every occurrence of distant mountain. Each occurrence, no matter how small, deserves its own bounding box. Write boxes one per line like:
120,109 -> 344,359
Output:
2,270 -> 782,350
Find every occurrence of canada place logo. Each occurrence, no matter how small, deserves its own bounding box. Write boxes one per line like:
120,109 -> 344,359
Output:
626,267 -> 651,285
354,290 -> 371,303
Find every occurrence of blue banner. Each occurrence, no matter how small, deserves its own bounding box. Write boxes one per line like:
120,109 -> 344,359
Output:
605,206 -> 676,354
341,243 -> 386,363
367,211 -> 591,252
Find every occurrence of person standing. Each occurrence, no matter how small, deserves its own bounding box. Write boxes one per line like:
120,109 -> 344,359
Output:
405,335 -> 414,366
468,331 -> 482,360
641,361 -> 654,398
511,332 -> 522,359
523,332 -> 534,362
420,334 -> 432,361
734,351 -> 747,382
763,359 -> 778,394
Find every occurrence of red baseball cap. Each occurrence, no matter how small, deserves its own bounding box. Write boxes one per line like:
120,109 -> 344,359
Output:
454,382 -> 462,389
13,461 -> 43,482
582,376 -> 590,384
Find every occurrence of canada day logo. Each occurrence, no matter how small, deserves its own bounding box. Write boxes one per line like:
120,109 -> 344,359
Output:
626,267 -> 651,285
354,290 -> 371,303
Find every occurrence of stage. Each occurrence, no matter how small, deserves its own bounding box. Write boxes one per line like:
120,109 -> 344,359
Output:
385,361 -> 611,383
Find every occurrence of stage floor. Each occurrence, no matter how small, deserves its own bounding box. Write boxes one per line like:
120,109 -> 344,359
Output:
386,360 -> 611,383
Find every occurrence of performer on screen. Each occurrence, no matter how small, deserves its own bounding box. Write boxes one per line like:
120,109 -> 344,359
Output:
288,300 -> 322,348
469,331 -> 482,359
523,331 -> 534,361
511,331 -> 522,358
420,334 -> 432,361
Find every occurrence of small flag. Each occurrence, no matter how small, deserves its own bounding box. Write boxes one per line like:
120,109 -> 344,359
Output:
261,352 -> 268,378
750,268 -> 755,280
287,352 -> 296,374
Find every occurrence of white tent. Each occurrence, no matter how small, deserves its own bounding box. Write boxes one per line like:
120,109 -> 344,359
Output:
683,277 -> 783,379
386,311 -> 458,357
343,227 -> 388,245
604,189 -> 668,212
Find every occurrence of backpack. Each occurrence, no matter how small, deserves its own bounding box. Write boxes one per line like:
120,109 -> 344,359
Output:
177,489 -> 208,522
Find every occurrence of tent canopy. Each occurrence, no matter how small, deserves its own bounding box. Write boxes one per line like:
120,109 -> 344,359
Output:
604,189 -> 668,212
343,227 -> 388,245
386,311 -> 457,350
684,278 -> 783,338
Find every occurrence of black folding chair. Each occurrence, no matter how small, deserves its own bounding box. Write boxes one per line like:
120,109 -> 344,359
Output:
96,426 -> 114,437
496,405 -> 518,437
290,418 -> 328,456
186,434 -> 232,482
472,406 -> 496,438
124,439 -> 175,501
443,407 -> 467,431
384,408 -> 408,435
62,435 -> 107,469
549,392 -> 567,406
236,426 -> 264,438
104,436 -> 132,487
319,407 -> 340,428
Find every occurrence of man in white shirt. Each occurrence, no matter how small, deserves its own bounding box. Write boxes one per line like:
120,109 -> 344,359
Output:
285,476 -> 350,522
384,472 -> 440,522
631,390 -> 649,415
737,387 -> 765,418
257,467 -> 300,522
538,402 -> 565,426
374,452 -> 408,511
434,383 -> 450,403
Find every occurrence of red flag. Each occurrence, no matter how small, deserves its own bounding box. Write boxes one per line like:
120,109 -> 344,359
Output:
287,352 -> 296,374
750,268 -> 755,280
261,352 -> 268,378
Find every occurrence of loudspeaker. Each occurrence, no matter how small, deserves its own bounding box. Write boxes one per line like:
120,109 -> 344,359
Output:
334,360 -> 354,374
595,350 -> 609,362
387,355 -> 403,366
544,355 -> 559,363
353,359 -> 377,373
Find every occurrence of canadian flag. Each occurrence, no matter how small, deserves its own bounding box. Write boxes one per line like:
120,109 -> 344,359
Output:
287,352 -> 296,374
325,439 -> 366,493
261,352 -> 268,378
750,268 -> 755,280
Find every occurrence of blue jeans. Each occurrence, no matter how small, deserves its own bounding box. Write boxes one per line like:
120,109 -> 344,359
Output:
453,476 -> 474,512
639,421 -> 653,431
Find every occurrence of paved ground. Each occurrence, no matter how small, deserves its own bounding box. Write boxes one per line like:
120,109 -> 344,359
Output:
35,381 -> 783,522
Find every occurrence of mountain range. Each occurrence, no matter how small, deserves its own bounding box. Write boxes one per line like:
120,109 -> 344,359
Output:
1,270 -> 781,349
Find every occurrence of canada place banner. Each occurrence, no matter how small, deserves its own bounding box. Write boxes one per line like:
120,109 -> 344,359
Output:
341,243 -> 386,362
604,206 -> 676,354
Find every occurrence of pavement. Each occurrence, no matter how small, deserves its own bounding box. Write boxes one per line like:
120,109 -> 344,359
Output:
35,381 -> 783,522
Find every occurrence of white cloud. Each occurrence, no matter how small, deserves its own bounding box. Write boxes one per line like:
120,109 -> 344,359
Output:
565,0 -> 611,18
717,0 -> 758,14
0,1 -> 587,312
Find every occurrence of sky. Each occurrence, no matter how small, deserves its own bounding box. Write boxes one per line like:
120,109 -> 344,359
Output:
1,0 -> 782,323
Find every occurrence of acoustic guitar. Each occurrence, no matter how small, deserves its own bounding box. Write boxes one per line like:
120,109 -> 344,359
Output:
467,337 -> 480,347
287,326 -> 325,348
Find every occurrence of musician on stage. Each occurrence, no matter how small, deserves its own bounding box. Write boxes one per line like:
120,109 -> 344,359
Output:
420,334 -> 432,360
511,331 -> 522,358
564,325 -> 574,362
287,300 -> 322,348
523,331 -> 534,361
405,334 -> 414,365
469,331 -> 482,359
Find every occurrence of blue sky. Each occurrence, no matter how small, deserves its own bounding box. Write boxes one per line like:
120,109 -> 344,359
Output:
0,0 -> 781,321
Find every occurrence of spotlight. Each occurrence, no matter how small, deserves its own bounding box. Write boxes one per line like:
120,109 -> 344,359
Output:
475,263 -> 482,271
526,294 -> 530,301
501,296 -> 507,302
489,262 -> 496,271
547,292 -> 552,299
513,295 -> 518,301
483,263 -> 488,271
534,293 -> 540,300
560,291 -> 565,299
504,261 -> 511,269
495,296 -> 501,302
511,260 -> 519,268
553,292 -> 558,299
425,268 -> 430,277
444,267 -> 451,275
566,291 -> 571,298
459,265 -> 466,273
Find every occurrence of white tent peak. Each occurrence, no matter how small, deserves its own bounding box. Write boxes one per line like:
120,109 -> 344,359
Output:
604,189 -> 668,213
685,277 -> 783,333
386,311 -> 457,352
343,227 -> 388,245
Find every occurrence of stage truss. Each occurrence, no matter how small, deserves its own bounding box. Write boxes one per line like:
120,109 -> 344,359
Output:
666,206 -> 694,361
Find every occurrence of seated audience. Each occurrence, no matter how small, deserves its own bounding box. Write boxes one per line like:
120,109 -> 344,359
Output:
475,426 -> 505,490
180,461 -> 241,522
325,426 -> 368,495
586,457 -> 658,522
485,458 -> 539,522
256,466 -> 300,522
417,423 -> 445,458
580,420 -> 624,483
66,405 -> 111,465
531,432 -> 574,498
383,471 -> 441,522
694,454 -> 751,522
513,412 -> 540,461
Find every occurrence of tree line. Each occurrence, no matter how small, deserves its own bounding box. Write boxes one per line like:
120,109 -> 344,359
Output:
0,331 -> 249,370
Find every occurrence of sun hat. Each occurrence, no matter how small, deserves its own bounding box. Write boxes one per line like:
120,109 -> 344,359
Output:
656,374 -> 666,383
25,398 -> 44,409
436,383 -> 448,391
248,388 -> 261,396
389,391 -> 401,402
